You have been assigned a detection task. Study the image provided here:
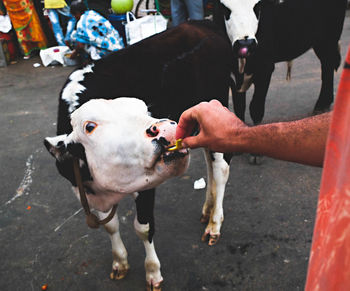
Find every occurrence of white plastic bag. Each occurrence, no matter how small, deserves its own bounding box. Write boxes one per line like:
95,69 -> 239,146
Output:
0,15 -> 12,33
39,46 -> 70,66
125,12 -> 168,46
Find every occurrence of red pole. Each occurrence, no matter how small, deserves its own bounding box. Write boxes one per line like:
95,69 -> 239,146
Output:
305,46 -> 350,290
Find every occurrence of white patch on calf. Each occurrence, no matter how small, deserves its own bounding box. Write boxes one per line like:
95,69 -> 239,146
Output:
61,64 -> 94,113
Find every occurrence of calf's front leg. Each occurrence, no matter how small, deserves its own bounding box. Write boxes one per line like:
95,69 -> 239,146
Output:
134,189 -> 163,291
96,208 -> 130,280
201,150 -> 230,245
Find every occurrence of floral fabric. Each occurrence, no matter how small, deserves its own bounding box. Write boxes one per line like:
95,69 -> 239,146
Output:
3,0 -> 47,55
74,10 -> 124,59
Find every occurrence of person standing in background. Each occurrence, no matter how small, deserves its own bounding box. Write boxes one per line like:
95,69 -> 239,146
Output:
44,0 -> 76,46
3,0 -> 47,58
69,0 -> 124,61
170,0 -> 204,27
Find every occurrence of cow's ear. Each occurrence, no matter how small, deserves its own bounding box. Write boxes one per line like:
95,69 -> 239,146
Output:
44,135 -> 87,162
213,2 -> 227,34
253,1 -> 262,18
44,135 -> 69,161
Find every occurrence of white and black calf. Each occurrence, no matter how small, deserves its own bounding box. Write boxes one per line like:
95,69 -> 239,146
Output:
214,0 -> 347,124
44,21 -> 234,290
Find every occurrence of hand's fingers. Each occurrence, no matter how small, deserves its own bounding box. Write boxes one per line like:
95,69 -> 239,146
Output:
176,100 -> 224,140
182,135 -> 203,149
209,99 -> 223,106
176,105 -> 203,139
175,123 -> 192,140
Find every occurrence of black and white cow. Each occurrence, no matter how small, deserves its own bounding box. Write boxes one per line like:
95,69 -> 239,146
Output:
214,0 -> 347,124
44,20 -> 233,290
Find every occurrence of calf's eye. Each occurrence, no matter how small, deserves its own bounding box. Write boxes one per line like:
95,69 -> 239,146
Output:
84,121 -> 98,134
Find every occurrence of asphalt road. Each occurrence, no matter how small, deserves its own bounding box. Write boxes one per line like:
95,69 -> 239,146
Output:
1,15 -> 349,291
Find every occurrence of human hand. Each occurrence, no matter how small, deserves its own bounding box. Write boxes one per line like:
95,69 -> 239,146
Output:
176,100 -> 248,152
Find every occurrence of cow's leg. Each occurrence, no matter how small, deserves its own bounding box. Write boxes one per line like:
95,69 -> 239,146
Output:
96,208 -> 130,280
249,62 -> 274,125
232,72 -> 247,122
234,91 -> 247,122
201,150 -> 231,246
133,189 -> 163,291
312,43 -> 340,113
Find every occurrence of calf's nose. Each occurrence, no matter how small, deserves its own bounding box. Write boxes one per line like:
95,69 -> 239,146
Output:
146,119 -> 177,141
233,38 -> 257,57
146,125 -> 160,137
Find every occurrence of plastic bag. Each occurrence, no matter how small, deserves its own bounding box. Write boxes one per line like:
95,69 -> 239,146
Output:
0,15 -> 12,33
39,46 -> 71,66
125,12 -> 168,46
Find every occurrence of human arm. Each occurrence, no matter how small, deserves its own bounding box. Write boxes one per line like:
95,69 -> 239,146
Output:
176,100 -> 331,167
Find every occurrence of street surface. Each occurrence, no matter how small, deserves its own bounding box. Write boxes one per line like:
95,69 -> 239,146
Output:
0,15 -> 349,291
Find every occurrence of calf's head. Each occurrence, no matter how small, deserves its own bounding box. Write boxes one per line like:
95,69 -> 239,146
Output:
220,0 -> 261,58
44,98 -> 189,197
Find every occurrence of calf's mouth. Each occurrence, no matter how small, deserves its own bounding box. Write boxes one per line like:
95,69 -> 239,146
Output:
146,138 -> 189,169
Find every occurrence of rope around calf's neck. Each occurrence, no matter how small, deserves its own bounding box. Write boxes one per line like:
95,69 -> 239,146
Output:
73,157 -> 117,228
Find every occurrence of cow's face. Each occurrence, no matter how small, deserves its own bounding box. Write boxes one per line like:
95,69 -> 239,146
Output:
45,98 -> 189,197
220,0 -> 261,57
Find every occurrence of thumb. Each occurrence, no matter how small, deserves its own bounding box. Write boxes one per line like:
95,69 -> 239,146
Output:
182,135 -> 202,149
175,124 -> 187,140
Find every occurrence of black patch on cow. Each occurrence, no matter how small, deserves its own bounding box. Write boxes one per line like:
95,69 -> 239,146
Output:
66,142 -> 87,161
223,153 -> 233,165
163,151 -> 187,163
161,37 -> 210,91
209,151 -> 232,165
66,143 -> 93,182
158,137 -> 170,147
209,151 -> 215,162
221,4 -> 231,20
51,142 -> 92,186
55,157 -> 93,187
135,189 -> 155,243
153,137 -> 170,149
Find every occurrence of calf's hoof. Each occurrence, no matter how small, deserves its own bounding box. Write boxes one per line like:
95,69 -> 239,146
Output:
146,281 -> 162,291
110,266 -> 129,280
201,231 -> 220,246
208,234 -> 220,246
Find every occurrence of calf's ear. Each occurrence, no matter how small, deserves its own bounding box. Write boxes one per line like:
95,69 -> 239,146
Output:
44,135 -> 87,162
44,135 -> 68,161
